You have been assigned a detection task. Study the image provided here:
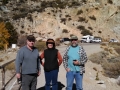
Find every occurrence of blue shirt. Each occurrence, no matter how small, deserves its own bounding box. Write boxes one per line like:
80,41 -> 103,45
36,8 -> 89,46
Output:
67,46 -> 80,71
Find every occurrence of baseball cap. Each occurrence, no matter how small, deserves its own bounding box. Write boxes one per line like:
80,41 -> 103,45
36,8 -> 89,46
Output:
70,35 -> 78,40
27,35 -> 35,41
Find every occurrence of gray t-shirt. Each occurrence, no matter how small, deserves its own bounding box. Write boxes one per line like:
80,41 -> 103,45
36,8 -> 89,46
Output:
15,46 -> 40,74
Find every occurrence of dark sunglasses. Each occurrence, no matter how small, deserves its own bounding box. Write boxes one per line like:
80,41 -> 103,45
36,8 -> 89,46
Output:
28,40 -> 35,42
71,39 -> 78,41
47,42 -> 54,44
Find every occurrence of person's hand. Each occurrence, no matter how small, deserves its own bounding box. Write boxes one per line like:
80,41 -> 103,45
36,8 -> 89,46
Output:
66,68 -> 70,72
16,73 -> 21,79
73,60 -> 79,65
37,71 -> 41,76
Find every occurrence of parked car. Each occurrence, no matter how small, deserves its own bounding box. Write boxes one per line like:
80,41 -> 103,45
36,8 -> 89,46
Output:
109,39 -> 119,43
80,35 -> 94,43
91,37 -> 102,43
60,38 -> 70,43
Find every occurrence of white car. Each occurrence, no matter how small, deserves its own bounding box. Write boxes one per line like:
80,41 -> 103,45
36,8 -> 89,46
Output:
91,38 -> 102,43
109,39 -> 119,43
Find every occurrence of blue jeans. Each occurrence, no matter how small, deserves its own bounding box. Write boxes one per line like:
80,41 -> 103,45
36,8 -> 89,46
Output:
66,71 -> 83,90
44,69 -> 59,90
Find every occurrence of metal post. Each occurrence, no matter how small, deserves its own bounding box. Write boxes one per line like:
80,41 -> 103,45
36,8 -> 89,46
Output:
1,67 -> 5,90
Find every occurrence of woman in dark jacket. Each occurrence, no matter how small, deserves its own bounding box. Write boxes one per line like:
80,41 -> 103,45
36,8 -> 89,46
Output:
40,38 -> 63,90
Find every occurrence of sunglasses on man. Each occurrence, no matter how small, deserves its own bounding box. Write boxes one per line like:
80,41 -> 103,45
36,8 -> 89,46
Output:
28,40 -> 35,42
71,39 -> 78,41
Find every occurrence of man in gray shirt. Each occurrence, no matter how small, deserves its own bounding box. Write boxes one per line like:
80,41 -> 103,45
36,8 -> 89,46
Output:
15,35 -> 41,90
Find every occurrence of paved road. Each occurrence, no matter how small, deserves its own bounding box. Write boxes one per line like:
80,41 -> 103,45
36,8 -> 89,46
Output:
36,43 -> 102,90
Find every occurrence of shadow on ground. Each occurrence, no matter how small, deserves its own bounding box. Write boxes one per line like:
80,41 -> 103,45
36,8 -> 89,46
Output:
72,83 -> 76,90
37,82 -> 65,90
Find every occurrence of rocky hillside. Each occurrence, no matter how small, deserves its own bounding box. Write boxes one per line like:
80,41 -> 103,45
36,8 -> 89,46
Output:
0,0 -> 120,41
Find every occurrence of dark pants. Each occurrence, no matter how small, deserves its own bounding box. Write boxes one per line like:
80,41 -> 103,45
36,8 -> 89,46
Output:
22,74 -> 37,90
44,69 -> 59,90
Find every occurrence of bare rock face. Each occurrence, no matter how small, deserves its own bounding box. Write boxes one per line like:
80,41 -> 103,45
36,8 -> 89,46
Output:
8,0 -> 120,41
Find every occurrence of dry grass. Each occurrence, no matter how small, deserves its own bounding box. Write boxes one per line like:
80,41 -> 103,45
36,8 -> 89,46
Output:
34,41 -> 46,51
89,50 -> 120,78
5,62 -> 15,71
88,51 -> 108,64
102,61 -> 120,78
115,48 -> 120,55
55,38 -> 61,46
108,42 -> 120,55
100,42 -> 107,46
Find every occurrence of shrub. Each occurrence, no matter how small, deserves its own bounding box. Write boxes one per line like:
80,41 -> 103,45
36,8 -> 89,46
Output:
93,67 -> 97,71
77,10 -> 83,15
95,7 -> 99,10
115,48 -> 120,55
78,17 -> 86,22
2,0 -> 9,4
108,0 -> 113,4
98,31 -> 102,33
70,34 -> 74,37
68,18 -> 72,21
55,38 -> 60,46
0,22 -> 10,50
81,0 -> 87,3
27,14 -> 33,22
34,41 -> 46,51
108,43 -> 120,55
102,61 -> 120,78
12,13 -> 28,20
20,30 -> 25,34
17,35 -> 27,47
0,18 -> 3,22
62,29 -> 68,33
5,22 -> 18,47
88,27 -> 93,30
61,18 -> 66,23
89,15 -> 96,20
19,8 -> 27,13
101,43 -> 107,46
0,58 -> 4,62
71,1 -> 81,6
65,15 -> 71,17
77,25 -> 85,30
5,62 -> 15,71
89,51 -> 120,78
81,29 -> 93,36
95,72 -> 99,80
89,51 -> 107,64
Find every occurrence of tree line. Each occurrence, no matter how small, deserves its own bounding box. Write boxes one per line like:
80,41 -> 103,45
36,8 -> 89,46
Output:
0,21 -> 18,50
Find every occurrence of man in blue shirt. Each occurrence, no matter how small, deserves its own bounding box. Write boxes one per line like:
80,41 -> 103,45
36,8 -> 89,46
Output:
63,35 -> 87,90
15,35 -> 41,90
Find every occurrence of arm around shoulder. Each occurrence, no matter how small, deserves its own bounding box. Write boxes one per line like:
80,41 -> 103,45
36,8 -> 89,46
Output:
40,51 -> 44,66
57,51 -> 63,66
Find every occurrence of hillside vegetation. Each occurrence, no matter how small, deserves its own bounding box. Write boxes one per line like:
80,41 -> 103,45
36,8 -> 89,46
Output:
0,0 -> 120,42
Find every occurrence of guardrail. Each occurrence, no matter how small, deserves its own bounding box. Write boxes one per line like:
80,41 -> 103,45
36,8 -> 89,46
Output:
0,59 -> 15,90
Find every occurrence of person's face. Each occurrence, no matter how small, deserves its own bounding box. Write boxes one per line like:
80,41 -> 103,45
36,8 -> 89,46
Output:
48,43 -> 53,48
27,39 -> 35,47
71,39 -> 78,46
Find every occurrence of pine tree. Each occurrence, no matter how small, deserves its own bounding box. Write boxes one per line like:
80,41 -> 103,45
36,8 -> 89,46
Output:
0,22 -> 10,50
5,22 -> 18,47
